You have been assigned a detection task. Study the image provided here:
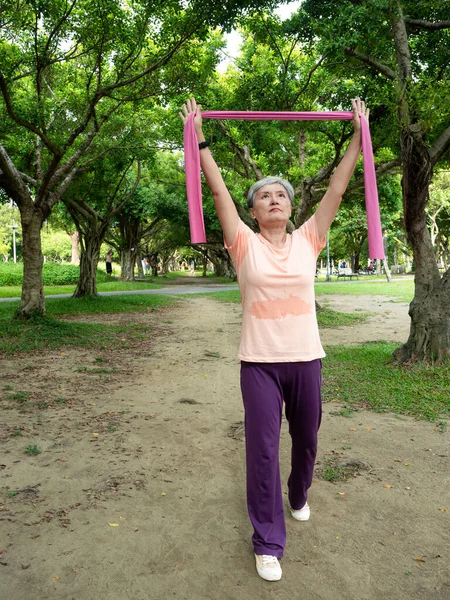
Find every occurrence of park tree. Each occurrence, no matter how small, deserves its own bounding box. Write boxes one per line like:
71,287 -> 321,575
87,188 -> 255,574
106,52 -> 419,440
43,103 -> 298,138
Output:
0,0 -> 277,317
295,0 -> 450,361
63,152 -> 141,296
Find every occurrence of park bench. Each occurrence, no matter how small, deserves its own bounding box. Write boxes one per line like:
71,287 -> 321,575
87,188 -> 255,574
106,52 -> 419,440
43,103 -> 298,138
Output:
336,267 -> 359,281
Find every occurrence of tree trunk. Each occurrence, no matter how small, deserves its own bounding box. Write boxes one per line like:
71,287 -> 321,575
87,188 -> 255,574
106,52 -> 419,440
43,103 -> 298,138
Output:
17,208 -> 45,317
121,248 -> 137,281
136,255 -> 144,278
73,235 -> 101,297
382,258 -> 392,282
394,132 -> 450,362
71,231 -> 79,264
394,281 -> 450,362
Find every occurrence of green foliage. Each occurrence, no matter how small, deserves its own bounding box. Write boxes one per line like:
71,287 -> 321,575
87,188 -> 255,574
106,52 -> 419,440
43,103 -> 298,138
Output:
41,228 -> 72,262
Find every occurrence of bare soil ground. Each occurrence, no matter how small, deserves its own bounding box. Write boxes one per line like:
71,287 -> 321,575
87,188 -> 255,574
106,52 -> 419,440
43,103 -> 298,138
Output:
1,294 -> 449,600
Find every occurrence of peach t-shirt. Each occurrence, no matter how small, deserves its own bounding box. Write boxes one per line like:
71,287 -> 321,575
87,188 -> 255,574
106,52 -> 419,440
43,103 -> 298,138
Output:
226,215 -> 326,362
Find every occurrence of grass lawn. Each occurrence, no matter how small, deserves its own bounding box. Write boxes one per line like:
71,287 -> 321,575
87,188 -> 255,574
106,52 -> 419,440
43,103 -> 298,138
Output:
0,280 -> 164,299
315,278 -> 414,303
0,294 -> 174,354
159,270 -> 236,284
323,342 -> 450,422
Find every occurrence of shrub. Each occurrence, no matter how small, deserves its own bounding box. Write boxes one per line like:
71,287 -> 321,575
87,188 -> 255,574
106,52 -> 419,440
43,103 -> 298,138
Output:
0,262 -> 110,286
0,263 -> 23,285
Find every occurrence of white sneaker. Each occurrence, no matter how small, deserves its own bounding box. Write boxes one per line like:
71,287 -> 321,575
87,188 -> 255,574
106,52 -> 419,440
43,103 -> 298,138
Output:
255,554 -> 282,581
290,502 -> 310,521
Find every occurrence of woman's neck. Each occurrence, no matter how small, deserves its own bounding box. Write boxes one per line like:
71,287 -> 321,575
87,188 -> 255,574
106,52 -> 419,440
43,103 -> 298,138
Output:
258,224 -> 288,248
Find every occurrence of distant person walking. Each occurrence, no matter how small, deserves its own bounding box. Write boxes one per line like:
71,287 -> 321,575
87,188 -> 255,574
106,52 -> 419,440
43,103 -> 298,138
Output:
105,249 -> 113,276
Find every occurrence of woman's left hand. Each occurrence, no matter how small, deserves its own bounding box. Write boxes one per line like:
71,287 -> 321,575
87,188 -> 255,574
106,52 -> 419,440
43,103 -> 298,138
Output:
352,97 -> 369,133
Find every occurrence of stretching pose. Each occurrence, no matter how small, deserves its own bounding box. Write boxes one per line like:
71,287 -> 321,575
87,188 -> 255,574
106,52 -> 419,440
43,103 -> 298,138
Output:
180,97 -> 369,582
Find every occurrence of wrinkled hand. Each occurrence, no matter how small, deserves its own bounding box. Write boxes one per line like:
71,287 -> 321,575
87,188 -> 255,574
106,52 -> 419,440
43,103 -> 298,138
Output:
179,97 -> 203,134
352,97 -> 369,133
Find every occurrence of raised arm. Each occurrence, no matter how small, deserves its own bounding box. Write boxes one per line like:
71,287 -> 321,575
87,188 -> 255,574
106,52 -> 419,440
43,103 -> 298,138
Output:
180,98 -> 240,245
314,98 -> 370,240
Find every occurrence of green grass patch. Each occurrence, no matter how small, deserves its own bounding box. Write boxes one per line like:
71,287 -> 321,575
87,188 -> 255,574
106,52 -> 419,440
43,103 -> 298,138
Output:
0,294 -> 174,354
316,308 -> 370,328
319,457 -> 370,483
0,279 -> 163,299
323,342 -> 450,421
160,270 -> 235,284
315,279 -> 414,302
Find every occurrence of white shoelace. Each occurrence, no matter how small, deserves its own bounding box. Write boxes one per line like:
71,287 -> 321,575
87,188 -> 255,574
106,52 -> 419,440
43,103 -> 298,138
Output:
260,555 -> 278,566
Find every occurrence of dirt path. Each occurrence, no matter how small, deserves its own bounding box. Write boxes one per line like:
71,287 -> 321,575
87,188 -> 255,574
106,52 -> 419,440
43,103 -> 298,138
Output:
1,295 -> 449,600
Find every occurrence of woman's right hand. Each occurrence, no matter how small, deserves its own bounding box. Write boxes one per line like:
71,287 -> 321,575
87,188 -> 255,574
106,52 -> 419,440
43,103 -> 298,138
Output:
179,97 -> 203,135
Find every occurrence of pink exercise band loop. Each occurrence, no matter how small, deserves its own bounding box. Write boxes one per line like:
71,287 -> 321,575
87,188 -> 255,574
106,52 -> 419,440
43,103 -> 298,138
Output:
183,111 -> 384,259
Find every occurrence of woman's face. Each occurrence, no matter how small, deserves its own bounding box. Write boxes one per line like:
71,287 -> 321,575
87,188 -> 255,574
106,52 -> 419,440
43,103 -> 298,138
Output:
250,183 -> 292,226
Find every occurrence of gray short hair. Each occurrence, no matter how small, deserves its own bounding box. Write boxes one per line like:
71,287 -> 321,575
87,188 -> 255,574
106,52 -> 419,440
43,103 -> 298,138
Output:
247,176 -> 295,208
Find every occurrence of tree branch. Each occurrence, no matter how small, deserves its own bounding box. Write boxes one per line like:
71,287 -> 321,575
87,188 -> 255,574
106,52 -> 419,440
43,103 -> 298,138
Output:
291,53 -> 329,106
344,47 -> 396,79
404,18 -> 450,31
430,124 -> 450,164
100,29 -> 198,96
346,158 -> 402,193
0,144 -> 33,206
0,75 -> 60,154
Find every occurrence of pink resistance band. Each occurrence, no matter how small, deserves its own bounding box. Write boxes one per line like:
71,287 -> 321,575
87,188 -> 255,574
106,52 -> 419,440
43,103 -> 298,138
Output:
184,111 -> 385,258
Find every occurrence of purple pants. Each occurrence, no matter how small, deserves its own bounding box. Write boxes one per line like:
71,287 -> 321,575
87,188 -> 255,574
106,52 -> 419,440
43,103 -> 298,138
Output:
240,359 -> 322,558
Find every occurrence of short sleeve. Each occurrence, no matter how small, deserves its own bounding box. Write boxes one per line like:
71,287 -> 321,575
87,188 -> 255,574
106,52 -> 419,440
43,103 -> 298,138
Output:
224,219 -> 254,272
296,214 -> 326,256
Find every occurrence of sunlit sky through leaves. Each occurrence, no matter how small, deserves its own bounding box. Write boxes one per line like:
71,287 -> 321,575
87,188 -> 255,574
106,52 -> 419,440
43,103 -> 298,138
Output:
218,1 -> 302,72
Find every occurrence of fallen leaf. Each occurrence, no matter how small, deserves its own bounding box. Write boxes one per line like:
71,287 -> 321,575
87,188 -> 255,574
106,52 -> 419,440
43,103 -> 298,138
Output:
52,576 -> 60,581
384,484 -> 392,489
415,557 -> 425,563
338,492 -> 345,496
350,428 -> 357,432
439,508 -> 446,512
335,536 -> 340,540
404,463 -> 409,466
161,492 -> 166,496
366,428 -> 373,431
405,487 -> 411,490
92,433 -> 99,437
108,523 -> 119,527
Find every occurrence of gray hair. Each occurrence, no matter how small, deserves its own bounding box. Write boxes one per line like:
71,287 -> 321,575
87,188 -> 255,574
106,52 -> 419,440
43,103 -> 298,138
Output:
247,176 -> 295,208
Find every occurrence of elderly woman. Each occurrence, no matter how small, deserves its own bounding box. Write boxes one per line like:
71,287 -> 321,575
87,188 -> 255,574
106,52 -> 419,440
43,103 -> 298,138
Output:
180,97 -> 369,581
